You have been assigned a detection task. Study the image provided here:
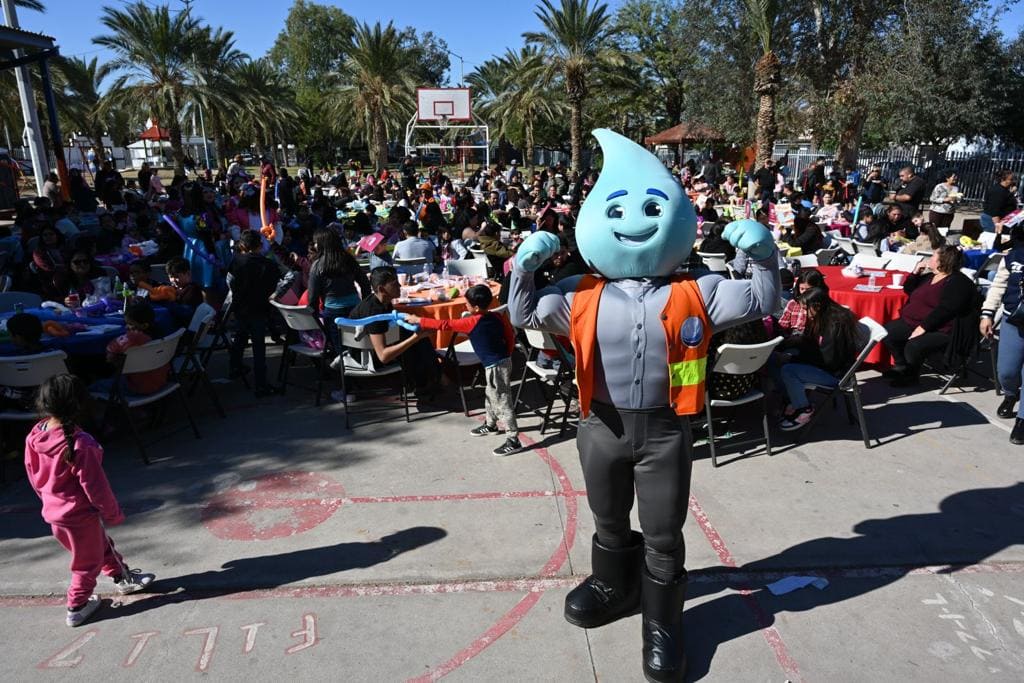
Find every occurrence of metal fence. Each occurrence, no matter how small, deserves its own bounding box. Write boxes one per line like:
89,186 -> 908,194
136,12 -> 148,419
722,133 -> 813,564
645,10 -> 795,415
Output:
772,143 -> 1024,205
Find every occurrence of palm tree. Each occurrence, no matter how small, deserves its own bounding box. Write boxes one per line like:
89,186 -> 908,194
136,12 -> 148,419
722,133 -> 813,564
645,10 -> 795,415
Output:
93,1 -> 207,174
745,0 -> 781,167
525,0 -> 615,171
329,21 -> 416,171
490,47 -> 564,170
189,26 -> 247,168
229,59 -> 299,164
52,56 -> 111,163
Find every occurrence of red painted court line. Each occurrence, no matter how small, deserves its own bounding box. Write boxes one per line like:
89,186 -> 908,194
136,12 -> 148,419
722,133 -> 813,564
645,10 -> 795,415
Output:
689,494 -> 804,683
408,431 -> 580,682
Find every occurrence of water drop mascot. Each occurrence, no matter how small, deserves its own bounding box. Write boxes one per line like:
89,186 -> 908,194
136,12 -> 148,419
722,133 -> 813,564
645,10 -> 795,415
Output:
509,129 -> 780,682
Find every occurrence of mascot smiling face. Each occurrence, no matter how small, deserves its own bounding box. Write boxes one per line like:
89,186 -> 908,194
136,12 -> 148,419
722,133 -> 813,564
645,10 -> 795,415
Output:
576,129 -> 698,279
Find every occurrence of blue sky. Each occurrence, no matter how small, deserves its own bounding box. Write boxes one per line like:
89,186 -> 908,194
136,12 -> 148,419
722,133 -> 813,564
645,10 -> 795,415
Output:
19,0 -> 1024,85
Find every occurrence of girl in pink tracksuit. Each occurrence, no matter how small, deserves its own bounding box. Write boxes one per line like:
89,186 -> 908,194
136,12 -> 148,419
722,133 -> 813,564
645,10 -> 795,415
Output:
24,374 -> 155,627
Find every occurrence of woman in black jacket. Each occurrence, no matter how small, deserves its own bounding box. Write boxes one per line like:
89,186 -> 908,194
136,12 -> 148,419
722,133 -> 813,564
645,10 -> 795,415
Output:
788,212 -> 825,254
883,245 -> 975,386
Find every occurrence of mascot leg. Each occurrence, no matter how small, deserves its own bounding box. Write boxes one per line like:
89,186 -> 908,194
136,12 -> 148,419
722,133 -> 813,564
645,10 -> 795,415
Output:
634,408 -> 692,683
565,402 -> 644,628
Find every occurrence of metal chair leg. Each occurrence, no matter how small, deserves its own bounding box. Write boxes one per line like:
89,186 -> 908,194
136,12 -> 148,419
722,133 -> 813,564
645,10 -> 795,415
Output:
705,399 -> 718,467
177,387 -> 201,439
124,403 -> 150,465
762,396 -> 773,457
851,387 -> 872,448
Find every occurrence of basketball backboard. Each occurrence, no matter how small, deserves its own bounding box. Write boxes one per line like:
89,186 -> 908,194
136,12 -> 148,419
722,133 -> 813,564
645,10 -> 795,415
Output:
417,88 -> 472,122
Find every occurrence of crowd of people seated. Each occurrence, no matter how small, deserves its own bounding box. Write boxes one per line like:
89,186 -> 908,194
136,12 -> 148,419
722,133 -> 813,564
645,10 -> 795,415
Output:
5,151 -> 1021,449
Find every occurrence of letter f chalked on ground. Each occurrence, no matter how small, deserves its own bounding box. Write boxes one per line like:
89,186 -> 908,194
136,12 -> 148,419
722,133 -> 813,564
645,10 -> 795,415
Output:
201,472 -> 346,540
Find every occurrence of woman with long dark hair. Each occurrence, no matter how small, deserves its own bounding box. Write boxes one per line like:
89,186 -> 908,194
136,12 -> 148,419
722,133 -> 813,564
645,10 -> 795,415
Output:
307,228 -> 371,357
774,286 -> 862,430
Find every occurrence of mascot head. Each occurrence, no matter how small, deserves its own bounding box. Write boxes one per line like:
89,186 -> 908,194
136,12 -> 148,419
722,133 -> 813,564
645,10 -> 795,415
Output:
576,129 -> 697,279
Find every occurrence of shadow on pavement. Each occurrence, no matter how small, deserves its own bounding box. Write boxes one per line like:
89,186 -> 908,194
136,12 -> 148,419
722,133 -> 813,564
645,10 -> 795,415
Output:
91,525 -> 447,622
683,482 -> 1024,680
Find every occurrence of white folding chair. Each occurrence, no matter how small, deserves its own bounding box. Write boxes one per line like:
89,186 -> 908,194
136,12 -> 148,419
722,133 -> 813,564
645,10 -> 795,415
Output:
91,329 -> 197,464
799,317 -> 887,449
852,241 -> 878,257
703,337 -> 782,467
394,257 -> 429,277
977,232 -> 997,249
849,253 -> 887,271
0,291 -> 42,313
832,236 -> 855,256
794,254 -> 819,269
272,301 -> 332,406
439,315 -> 483,417
446,258 -> 489,278
814,248 -> 840,266
337,324 -> 409,429
172,309 -> 225,418
515,327 -> 577,435
884,253 -> 924,272
697,252 -> 729,273
0,351 -> 69,422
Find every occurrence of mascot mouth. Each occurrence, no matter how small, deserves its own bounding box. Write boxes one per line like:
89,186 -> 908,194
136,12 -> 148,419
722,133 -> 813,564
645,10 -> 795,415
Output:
613,226 -> 658,246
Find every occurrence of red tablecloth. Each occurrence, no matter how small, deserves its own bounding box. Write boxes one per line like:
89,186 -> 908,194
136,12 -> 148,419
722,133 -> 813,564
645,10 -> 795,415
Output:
818,265 -> 907,367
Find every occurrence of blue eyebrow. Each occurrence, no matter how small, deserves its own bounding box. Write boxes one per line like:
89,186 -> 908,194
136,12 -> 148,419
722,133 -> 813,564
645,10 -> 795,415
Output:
646,188 -> 669,200
606,189 -> 628,200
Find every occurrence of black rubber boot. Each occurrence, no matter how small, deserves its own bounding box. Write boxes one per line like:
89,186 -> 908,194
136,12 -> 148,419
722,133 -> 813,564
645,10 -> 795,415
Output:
641,566 -> 687,683
564,531 -> 643,628
1011,418 -> 1024,445
998,394 -> 1018,419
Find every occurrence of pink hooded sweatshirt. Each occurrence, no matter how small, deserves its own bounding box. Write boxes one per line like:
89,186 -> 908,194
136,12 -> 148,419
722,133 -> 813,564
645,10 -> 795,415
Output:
24,421 -> 124,527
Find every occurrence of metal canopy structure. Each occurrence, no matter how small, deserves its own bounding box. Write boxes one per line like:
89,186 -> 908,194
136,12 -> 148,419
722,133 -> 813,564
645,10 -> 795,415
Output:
0,6 -> 66,199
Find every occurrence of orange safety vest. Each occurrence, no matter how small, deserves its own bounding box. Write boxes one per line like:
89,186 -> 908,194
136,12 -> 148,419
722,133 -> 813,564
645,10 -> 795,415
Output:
569,274 -> 711,418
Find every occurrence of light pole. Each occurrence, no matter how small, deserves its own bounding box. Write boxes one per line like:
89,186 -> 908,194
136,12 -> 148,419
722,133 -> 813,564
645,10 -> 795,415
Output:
1,0 -> 49,194
445,48 -> 465,87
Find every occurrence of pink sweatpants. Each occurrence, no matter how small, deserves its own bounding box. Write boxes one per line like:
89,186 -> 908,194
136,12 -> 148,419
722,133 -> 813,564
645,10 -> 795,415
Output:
51,517 -> 125,609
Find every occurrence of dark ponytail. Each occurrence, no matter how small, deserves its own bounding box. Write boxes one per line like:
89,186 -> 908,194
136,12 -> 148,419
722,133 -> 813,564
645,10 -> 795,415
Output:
35,374 -> 90,466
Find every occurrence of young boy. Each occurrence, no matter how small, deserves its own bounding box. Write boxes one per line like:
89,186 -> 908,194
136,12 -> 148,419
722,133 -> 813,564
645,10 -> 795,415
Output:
346,266 -> 439,402
228,230 -> 289,396
404,285 -> 521,455
105,302 -> 169,395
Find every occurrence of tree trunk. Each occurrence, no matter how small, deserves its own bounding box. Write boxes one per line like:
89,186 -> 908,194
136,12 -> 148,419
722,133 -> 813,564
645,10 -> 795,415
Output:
569,99 -> 582,172
834,105 -> 867,170
371,113 -> 387,172
525,122 -> 535,172
213,126 -> 227,169
753,52 -> 780,167
168,120 -> 186,175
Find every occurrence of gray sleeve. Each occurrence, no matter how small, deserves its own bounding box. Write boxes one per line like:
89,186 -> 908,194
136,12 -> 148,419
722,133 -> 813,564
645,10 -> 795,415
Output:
507,263 -> 579,336
700,250 -> 782,331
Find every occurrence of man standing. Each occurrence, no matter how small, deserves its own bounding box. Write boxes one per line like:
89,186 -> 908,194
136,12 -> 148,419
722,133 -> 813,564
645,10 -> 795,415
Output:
42,171 -> 62,208
893,165 -> 925,217
753,158 -> 776,203
982,170 -> 1019,234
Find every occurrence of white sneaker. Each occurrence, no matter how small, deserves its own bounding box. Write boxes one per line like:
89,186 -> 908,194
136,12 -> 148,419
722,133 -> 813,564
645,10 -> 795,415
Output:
66,594 -> 101,627
113,569 -> 155,595
331,390 -> 356,404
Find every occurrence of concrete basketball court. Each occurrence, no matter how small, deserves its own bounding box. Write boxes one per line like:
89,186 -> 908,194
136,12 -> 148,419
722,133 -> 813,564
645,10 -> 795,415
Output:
1,354 -> 1023,681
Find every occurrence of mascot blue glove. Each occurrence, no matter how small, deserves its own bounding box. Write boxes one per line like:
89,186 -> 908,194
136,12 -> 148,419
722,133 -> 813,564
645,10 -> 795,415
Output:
515,231 -> 562,272
723,218 -> 775,261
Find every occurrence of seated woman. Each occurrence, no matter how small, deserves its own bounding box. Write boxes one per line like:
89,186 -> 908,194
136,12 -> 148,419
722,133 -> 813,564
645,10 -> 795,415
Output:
788,212 -> 826,254
900,222 -> 943,255
56,251 -> 105,305
32,225 -> 68,300
773,287 -> 863,430
698,222 -> 737,261
883,245 -> 975,386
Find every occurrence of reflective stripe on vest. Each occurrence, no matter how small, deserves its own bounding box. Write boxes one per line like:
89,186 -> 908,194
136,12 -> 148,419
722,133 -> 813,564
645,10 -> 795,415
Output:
569,274 -> 711,417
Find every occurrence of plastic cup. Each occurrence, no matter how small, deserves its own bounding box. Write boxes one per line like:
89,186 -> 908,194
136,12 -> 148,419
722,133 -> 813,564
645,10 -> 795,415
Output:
891,273 -> 904,287
398,273 -> 408,286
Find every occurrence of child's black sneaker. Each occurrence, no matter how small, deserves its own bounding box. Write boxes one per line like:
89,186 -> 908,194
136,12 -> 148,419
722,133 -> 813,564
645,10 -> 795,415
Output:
492,437 -> 523,456
470,424 -> 501,437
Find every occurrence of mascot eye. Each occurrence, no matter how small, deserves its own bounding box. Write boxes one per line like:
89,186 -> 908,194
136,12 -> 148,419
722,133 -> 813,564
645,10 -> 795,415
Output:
606,204 -> 624,219
643,201 -> 663,217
